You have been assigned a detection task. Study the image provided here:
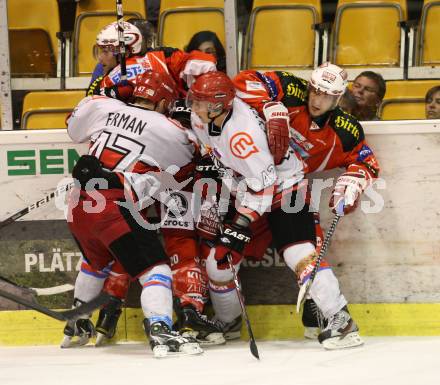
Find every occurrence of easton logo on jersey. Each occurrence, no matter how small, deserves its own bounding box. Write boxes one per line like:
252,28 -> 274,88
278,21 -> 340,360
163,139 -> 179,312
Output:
229,132 -> 259,159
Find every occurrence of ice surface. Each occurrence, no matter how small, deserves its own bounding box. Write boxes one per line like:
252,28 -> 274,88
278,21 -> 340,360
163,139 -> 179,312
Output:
0,337 -> 438,385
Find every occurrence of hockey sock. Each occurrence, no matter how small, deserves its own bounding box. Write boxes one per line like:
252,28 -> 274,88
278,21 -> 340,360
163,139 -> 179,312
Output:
284,243 -> 347,319
138,264 -> 173,329
208,280 -> 241,323
73,261 -> 107,303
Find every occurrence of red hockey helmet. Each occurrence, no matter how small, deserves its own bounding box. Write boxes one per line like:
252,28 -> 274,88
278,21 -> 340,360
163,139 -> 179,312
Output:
187,71 -> 235,114
133,71 -> 178,108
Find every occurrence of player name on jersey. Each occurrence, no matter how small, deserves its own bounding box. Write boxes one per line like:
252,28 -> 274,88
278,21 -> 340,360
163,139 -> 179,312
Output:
105,112 -> 147,135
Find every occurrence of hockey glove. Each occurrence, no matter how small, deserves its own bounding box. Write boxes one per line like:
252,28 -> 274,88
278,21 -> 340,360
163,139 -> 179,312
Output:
329,170 -> 368,215
195,154 -> 221,180
72,155 -> 123,190
214,217 -> 252,270
170,99 -> 192,129
263,101 -> 290,165
103,83 -> 134,103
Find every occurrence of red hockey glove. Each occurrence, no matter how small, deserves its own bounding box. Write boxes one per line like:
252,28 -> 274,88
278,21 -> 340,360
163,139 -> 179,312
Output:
329,170 -> 368,215
103,82 -> 134,102
214,218 -> 252,270
262,101 -> 290,165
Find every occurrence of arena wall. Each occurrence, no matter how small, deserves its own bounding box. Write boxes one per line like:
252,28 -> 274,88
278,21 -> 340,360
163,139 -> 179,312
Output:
1,121 -> 439,345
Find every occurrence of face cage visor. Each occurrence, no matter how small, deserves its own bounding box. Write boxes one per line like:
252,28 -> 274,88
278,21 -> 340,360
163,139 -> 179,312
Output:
186,90 -> 224,115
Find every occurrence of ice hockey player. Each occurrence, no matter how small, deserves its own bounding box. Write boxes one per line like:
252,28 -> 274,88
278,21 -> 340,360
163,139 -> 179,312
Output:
88,21 -> 217,101
152,98 -> 225,346
232,63 -> 380,340
63,71 -> 203,357
186,71 -> 364,350
87,21 -> 144,101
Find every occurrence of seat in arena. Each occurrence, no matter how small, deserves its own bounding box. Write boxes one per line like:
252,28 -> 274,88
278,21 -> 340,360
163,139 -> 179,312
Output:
7,0 -> 59,77
21,91 -> 85,129
331,0 -> 407,68
417,0 -> 440,66
244,0 -> 322,70
158,0 -> 225,50
379,80 -> 439,120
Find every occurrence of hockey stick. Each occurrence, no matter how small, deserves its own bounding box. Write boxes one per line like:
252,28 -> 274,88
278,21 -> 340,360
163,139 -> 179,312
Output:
0,288 -> 110,322
296,212 -> 342,313
216,217 -> 259,359
116,0 -> 127,84
226,252 -> 260,360
0,182 -> 74,230
0,275 -> 73,296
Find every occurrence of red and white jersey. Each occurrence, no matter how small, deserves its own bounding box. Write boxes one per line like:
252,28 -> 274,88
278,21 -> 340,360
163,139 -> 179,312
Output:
190,97 -> 304,217
102,48 -> 217,96
67,96 -> 197,201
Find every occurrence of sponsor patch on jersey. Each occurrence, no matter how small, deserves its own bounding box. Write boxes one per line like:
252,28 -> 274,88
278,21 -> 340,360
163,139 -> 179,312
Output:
161,191 -> 194,230
357,144 -> 373,162
229,132 -> 259,159
245,80 -> 266,91
110,64 -> 144,84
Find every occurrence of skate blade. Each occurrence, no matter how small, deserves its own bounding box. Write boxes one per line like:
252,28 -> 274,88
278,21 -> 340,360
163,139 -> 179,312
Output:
60,335 -> 90,349
95,332 -> 107,347
180,329 -> 226,346
322,332 -> 364,350
181,331 -> 226,346
303,327 -> 320,340
197,333 -> 226,346
224,330 -> 241,341
152,343 -> 204,358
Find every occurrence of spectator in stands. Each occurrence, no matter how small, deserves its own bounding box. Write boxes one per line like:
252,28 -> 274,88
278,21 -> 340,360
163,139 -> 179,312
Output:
351,71 -> 386,121
185,31 -> 226,72
339,89 -> 358,115
425,86 -> 440,119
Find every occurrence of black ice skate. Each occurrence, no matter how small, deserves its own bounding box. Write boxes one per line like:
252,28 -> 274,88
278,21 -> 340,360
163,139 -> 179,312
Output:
95,297 -> 123,346
61,318 -> 96,348
318,306 -> 364,350
60,298 -> 95,348
144,319 -> 203,358
178,305 -> 225,346
302,298 -> 326,340
214,315 -> 242,340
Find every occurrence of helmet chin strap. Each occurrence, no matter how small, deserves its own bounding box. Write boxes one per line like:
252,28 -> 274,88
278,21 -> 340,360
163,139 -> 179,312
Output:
207,108 -> 223,123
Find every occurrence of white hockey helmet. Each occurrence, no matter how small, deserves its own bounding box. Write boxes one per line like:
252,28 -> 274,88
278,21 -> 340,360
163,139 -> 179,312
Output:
96,21 -> 142,56
309,62 -> 348,96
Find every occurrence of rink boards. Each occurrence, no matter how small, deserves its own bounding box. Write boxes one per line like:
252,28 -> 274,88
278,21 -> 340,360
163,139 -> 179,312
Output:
0,121 -> 440,344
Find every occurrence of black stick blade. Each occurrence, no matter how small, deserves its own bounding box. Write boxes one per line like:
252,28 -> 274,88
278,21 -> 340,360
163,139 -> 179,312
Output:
250,339 -> 260,360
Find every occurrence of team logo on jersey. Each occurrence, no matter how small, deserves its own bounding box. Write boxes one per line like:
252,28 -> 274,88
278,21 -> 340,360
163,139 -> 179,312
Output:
229,132 -> 259,159
167,192 -> 189,218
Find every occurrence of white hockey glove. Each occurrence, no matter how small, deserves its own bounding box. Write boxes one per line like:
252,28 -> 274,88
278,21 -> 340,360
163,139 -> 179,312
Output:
262,101 -> 290,165
329,170 -> 368,215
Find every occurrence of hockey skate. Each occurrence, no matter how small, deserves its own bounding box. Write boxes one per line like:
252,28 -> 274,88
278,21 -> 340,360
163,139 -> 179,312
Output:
302,299 -> 326,340
60,298 -> 96,348
144,319 -> 203,358
95,297 -> 123,346
177,305 -> 225,346
318,306 -> 364,350
214,315 -> 242,340
61,318 -> 96,348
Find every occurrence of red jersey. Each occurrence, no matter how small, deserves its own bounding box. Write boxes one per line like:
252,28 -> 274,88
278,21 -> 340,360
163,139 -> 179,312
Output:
102,48 -> 217,96
233,70 -> 380,179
